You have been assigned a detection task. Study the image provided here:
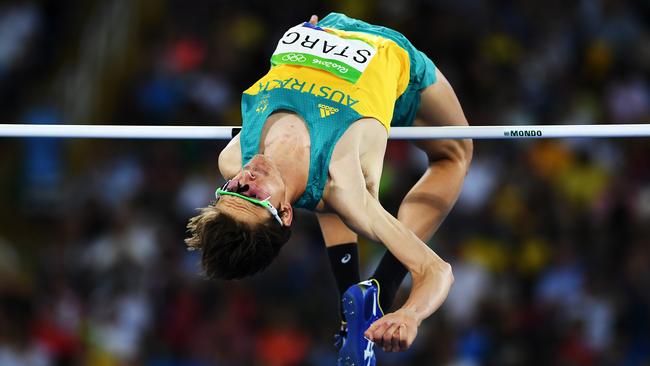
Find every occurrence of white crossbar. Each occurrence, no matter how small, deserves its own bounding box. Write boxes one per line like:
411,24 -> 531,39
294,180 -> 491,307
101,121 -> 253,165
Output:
1,124 -> 650,140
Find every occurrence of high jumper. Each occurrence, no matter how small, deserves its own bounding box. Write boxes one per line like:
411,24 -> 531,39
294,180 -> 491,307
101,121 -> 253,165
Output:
185,13 -> 472,365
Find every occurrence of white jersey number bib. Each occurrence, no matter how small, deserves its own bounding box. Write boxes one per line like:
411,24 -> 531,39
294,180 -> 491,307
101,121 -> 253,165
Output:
271,23 -> 377,84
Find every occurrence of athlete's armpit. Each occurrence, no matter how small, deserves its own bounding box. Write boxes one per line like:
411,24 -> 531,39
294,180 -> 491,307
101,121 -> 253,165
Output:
218,134 -> 242,179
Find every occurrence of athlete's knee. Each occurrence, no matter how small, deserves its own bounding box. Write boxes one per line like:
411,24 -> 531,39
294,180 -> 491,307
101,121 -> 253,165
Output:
417,138 -> 473,170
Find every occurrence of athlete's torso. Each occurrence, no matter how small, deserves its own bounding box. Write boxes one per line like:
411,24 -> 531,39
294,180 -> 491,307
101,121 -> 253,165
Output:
238,14 -> 419,210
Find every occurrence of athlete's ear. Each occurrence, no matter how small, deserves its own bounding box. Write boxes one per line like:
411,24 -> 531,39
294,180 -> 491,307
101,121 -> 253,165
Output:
279,203 -> 293,226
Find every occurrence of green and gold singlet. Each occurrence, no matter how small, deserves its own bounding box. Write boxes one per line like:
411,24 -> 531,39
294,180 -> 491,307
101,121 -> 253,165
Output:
240,13 -> 437,209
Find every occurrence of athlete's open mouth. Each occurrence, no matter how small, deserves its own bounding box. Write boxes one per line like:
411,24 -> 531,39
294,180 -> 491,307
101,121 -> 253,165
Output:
224,179 -> 271,201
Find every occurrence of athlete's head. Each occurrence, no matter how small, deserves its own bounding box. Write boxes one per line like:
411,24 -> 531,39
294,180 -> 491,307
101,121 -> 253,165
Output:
185,155 -> 293,280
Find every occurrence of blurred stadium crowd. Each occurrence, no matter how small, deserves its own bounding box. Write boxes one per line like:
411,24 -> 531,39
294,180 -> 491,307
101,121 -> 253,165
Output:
1,0 -> 650,365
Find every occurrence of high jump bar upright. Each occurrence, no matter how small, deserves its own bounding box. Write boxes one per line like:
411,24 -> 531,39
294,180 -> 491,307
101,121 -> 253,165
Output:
1,124 -> 650,140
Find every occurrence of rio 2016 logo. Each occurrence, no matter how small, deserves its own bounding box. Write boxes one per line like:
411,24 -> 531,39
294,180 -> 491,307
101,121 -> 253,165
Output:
312,58 -> 348,74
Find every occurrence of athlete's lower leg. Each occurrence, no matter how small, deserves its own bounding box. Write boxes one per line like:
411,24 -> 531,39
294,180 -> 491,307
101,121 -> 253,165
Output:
327,243 -> 361,320
318,213 -> 360,321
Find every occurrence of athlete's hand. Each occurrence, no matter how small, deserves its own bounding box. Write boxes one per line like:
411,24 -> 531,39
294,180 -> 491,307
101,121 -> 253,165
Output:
364,308 -> 419,352
309,14 -> 319,25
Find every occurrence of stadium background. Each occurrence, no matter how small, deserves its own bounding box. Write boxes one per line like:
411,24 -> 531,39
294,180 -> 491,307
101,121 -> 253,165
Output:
1,0 -> 649,365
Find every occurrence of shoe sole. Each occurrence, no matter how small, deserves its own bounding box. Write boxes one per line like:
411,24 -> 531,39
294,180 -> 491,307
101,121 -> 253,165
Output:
338,283 -> 381,366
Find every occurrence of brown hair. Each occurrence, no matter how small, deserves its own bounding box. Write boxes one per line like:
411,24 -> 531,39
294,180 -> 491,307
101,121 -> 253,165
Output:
185,204 -> 291,280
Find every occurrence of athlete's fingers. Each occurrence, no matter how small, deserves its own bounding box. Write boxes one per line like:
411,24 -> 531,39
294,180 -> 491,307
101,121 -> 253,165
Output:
383,323 -> 400,352
368,321 -> 390,345
390,324 -> 402,352
397,324 -> 408,351
365,320 -> 385,340
309,14 -> 318,25
364,323 -> 376,340
372,322 -> 391,345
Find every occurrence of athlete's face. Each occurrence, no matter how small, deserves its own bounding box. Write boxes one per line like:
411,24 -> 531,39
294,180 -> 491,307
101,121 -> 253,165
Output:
216,155 -> 292,226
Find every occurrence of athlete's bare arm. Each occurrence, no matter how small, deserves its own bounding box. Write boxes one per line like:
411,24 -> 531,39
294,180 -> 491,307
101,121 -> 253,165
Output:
363,69 -> 471,351
316,114 -> 386,247
323,119 -> 454,352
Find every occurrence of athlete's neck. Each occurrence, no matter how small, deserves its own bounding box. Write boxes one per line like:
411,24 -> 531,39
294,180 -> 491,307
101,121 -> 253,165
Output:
260,112 -> 310,203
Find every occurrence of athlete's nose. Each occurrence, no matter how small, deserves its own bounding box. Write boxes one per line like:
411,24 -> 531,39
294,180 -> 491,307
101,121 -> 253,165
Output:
237,183 -> 250,194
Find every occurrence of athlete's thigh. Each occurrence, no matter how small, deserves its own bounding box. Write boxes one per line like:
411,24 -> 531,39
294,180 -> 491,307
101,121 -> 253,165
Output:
412,69 -> 469,157
415,69 -> 467,127
316,213 -> 358,247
